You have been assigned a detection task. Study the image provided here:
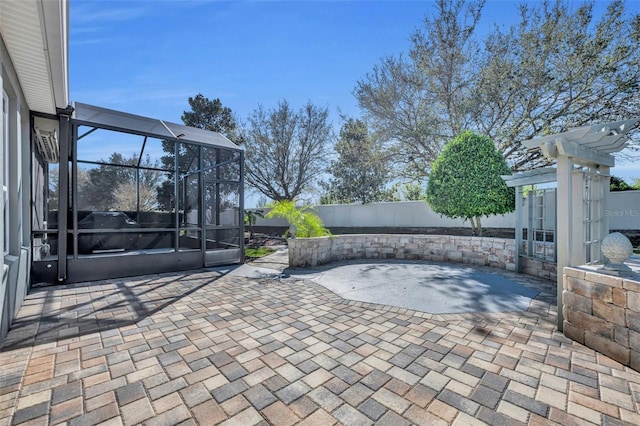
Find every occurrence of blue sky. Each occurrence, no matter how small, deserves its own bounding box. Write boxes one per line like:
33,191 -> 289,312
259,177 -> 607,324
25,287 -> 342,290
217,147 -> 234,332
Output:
70,0 -> 640,196
70,0 -> 440,122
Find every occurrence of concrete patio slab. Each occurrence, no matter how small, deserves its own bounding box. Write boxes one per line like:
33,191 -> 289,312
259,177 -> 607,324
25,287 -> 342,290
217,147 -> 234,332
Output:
1,251 -> 640,425
288,260 -> 540,314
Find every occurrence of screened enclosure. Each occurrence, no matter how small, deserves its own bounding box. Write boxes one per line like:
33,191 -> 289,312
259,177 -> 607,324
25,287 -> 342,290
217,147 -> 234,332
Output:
32,103 -> 244,284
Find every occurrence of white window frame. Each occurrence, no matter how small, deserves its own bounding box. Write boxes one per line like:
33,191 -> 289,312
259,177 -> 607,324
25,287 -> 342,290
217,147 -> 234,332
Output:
3,91 -> 9,254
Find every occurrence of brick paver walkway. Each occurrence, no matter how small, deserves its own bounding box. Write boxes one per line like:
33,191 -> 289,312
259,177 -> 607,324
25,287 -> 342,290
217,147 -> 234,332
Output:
1,255 -> 640,425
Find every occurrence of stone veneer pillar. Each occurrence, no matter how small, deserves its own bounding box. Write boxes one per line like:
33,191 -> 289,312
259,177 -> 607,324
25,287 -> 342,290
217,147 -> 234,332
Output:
563,266 -> 640,370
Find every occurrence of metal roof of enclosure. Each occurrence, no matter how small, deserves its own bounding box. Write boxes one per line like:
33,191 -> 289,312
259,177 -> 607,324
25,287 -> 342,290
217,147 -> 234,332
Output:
72,102 -> 240,151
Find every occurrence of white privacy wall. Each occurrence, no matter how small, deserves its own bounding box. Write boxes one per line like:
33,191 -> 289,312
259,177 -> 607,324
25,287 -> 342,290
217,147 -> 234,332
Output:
254,201 -> 516,228
253,192 -> 639,230
607,191 -> 640,229
315,201 -> 517,228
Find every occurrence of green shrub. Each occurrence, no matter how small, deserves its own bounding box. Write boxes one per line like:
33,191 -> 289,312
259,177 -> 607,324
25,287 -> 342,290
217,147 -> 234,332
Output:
425,131 -> 514,236
245,247 -> 275,258
266,200 -> 330,238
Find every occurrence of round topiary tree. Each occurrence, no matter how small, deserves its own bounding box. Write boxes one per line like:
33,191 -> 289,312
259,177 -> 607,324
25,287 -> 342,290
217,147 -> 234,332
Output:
425,131 -> 514,236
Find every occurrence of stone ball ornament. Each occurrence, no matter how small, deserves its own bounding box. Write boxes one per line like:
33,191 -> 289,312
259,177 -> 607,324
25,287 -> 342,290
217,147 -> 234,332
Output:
601,232 -> 633,269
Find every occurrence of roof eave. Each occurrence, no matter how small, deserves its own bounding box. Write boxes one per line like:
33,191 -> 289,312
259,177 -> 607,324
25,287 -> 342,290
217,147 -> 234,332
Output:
0,0 -> 69,114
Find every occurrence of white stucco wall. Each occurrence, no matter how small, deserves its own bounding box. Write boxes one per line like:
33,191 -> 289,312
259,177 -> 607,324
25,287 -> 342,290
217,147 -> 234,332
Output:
316,201 -> 517,228
254,201 -> 516,228
253,192 -> 639,230
607,191 -> 640,229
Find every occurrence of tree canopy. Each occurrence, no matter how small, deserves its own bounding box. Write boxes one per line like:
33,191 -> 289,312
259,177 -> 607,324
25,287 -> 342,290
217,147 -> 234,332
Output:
610,175 -> 640,191
78,153 -> 162,212
156,95 -> 242,210
320,118 -> 391,204
425,131 -> 514,236
181,93 -> 241,141
354,0 -> 640,178
242,100 -> 332,201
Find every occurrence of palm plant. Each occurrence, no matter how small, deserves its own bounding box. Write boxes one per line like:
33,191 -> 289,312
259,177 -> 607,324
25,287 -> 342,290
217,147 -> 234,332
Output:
266,200 -> 330,238
243,209 -> 264,240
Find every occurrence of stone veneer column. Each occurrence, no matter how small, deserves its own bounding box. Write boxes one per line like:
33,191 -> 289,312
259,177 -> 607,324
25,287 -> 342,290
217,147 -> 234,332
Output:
563,266 -> 640,370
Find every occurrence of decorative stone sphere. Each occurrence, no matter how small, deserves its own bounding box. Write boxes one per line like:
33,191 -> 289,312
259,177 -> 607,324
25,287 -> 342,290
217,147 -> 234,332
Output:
601,232 -> 633,264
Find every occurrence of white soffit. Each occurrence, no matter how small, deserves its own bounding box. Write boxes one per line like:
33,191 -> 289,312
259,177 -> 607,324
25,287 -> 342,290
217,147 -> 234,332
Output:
0,0 -> 69,114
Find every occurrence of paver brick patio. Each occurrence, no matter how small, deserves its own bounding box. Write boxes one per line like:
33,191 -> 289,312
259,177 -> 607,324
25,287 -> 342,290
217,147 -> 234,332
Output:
1,254 -> 640,425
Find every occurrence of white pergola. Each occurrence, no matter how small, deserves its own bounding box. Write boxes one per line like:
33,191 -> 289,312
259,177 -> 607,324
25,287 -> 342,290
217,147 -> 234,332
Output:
514,119 -> 638,330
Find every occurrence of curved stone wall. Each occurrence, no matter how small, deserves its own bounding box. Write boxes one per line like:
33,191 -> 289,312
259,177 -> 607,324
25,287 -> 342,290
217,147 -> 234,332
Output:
288,234 -> 515,268
288,234 -> 557,281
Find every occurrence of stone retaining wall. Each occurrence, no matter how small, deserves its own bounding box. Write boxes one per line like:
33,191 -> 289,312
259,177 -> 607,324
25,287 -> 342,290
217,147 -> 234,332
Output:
289,233 -> 518,268
289,234 -> 557,281
563,266 -> 640,370
522,257 -> 557,281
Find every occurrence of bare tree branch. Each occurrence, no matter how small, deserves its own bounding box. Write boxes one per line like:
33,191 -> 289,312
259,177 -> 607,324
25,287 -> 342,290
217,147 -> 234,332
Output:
242,100 -> 332,201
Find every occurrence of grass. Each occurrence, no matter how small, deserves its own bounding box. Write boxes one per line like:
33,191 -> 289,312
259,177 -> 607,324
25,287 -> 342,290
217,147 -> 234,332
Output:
245,247 -> 275,258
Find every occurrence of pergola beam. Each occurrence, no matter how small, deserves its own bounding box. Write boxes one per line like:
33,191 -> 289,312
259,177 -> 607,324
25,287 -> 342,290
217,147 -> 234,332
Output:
502,167 -> 557,187
523,119 -> 637,161
555,138 -> 615,167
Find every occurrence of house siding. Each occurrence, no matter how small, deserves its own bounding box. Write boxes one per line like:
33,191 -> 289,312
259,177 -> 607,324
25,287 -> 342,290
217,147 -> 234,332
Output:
0,36 -> 33,342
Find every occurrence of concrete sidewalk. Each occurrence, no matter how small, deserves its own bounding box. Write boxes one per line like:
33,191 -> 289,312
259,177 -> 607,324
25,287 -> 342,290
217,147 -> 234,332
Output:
1,252 -> 639,425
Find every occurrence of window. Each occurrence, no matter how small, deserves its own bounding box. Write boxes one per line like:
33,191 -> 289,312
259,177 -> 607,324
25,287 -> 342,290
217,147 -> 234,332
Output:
3,91 -> 8,254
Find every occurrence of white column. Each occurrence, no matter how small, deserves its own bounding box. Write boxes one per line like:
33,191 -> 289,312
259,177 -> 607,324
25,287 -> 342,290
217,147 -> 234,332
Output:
600,166 -> 611,263
514,186 -> 523,272
555,155 -> 573,331
570,169 -> 585,266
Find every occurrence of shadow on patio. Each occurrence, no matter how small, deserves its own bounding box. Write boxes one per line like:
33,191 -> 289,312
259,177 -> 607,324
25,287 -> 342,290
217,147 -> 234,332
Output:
1,260 -> 639,425
1,271 -> 225,352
